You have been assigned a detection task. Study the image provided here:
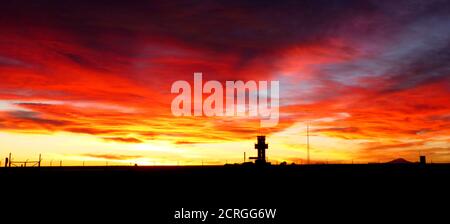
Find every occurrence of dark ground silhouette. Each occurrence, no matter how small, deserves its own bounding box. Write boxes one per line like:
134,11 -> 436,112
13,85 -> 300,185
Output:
1,164 -> 449,223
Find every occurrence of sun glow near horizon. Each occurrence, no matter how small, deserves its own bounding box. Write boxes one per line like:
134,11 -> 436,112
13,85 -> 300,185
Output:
2,117 -> 448,166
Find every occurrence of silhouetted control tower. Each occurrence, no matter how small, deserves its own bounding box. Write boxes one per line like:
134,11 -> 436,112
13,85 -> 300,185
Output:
250,135 -> 268,165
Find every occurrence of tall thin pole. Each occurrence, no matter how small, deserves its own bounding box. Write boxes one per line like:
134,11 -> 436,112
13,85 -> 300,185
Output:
38,154 -> 41,167
307,122 -> 310,165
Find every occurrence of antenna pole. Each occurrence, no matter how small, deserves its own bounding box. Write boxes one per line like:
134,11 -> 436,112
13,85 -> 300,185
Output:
307,122 -> 310,165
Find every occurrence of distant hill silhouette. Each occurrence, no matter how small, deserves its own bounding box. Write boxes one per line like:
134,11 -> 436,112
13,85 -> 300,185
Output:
387,158 -> 413,164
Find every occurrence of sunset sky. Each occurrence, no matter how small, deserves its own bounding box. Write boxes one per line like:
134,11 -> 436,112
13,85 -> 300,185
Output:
0,0 -> 449,165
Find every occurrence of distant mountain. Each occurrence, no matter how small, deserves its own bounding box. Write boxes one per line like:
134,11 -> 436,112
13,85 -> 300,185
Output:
386,158 -> 413,164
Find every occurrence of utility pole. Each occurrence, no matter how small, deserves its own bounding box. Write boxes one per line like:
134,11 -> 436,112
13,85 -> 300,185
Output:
38,154 -> 41,167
